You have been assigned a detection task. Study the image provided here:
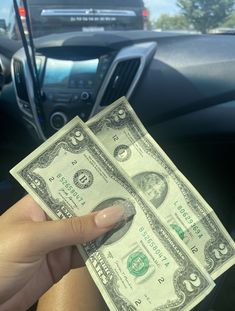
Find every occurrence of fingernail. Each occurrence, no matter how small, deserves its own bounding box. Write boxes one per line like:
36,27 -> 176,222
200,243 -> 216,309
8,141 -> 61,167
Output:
95,205 -> 125,228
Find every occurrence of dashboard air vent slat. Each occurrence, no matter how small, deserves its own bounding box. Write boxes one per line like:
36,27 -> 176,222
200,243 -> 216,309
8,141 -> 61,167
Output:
13,59 -> 29,102
101,58 -> 140,106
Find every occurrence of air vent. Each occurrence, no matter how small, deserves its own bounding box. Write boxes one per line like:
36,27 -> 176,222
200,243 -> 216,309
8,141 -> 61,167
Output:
13,59 -> 29,102
100,58 -> 141,106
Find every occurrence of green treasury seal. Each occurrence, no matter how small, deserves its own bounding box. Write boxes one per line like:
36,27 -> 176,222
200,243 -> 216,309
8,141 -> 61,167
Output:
127,251 -> 149,277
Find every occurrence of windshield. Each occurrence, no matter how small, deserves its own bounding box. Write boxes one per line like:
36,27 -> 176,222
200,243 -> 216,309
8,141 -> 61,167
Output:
1,0 -> 235,39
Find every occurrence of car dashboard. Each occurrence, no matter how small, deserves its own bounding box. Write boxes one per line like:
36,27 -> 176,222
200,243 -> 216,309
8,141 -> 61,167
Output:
7,31 -> 235,144
11,31 -> 157,140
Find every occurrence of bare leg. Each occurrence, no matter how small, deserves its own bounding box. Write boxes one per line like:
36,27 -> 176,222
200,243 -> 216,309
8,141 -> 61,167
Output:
36,267 -> 109,311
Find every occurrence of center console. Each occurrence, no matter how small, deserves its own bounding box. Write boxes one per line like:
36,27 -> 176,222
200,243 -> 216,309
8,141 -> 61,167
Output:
12,37 -> 157,141
39,53 -> 114,131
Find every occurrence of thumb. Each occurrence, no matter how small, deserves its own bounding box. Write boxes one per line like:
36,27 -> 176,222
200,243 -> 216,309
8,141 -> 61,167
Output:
33,205 -> 125,254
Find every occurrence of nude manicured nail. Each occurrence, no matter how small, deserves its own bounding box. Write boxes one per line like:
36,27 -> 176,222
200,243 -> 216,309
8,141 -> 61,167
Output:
95,205 -> 125,228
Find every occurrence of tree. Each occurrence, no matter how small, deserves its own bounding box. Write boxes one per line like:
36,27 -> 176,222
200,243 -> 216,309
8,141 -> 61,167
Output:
153,14 -> 190,31
222,11 -> 235,27
177,0 -> 235,33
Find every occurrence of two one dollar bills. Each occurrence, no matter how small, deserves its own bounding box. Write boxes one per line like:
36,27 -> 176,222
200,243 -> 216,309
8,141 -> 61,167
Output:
11,97 -> 235,311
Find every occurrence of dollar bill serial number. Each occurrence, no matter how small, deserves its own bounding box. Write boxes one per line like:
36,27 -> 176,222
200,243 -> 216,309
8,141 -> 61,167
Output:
174,201 -> 203,239
56,173 -> 85,205
139,226 -> 170,267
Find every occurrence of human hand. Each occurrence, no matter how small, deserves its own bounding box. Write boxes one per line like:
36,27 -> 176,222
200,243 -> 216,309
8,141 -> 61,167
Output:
0,195 -> 124,311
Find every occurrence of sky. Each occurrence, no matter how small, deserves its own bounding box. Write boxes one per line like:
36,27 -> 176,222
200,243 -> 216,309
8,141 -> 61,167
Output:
0,0 -> 178,21
145,0 -> 179,19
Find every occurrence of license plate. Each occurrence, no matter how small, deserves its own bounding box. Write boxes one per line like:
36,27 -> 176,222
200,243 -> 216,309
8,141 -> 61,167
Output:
82,27 -> 104,32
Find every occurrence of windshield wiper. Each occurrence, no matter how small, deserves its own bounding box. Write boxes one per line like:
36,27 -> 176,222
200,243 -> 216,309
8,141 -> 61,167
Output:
13,0 -> 45,137
24,0 -> 41,96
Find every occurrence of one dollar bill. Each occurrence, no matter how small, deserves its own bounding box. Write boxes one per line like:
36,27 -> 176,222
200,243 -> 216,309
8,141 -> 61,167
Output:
11,117 -> 214,311
87,97 -> 235,280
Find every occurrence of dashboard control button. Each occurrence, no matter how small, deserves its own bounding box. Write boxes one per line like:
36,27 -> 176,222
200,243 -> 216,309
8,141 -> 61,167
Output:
55,94 -> 71,103
80,91 -> 90,101
87,80 -> 93,86
69,80 -> 76,88
50,112 -> 67,130
72,94 -> 79,102
78,80 -> 84,87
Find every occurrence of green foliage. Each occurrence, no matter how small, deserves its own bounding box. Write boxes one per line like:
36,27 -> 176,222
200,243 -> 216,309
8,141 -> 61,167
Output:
177,0 -> 235,33
153,14 -> 190,30
222,11 -> 235,27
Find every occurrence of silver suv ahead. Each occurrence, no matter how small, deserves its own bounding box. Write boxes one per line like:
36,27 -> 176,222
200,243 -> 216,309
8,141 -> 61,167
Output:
9,0 -> 149,39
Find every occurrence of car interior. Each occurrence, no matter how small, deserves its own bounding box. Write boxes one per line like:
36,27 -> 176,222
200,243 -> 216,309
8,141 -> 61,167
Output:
0,2 -> 235,311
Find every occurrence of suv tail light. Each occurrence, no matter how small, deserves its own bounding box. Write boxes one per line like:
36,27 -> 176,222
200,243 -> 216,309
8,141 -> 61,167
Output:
142,8 -> 149,18
19,7 -> 26,17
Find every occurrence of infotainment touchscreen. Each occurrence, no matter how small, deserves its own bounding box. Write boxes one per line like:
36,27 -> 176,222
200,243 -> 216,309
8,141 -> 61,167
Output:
43,58 -> 99,88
